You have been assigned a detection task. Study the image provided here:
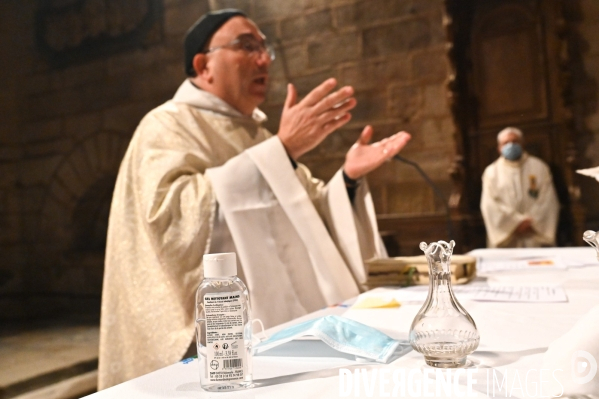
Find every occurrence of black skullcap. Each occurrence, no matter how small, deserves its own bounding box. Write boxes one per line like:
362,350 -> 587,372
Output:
184,9 -> 247,76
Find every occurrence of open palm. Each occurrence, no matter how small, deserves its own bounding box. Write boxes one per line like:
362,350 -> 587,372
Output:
343,125 -> 411,180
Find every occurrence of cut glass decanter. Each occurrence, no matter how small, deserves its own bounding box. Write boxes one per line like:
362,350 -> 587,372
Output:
409,240 -> 480,367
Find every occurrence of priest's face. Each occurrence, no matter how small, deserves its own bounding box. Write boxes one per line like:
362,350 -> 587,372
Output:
202,17 -> 271,116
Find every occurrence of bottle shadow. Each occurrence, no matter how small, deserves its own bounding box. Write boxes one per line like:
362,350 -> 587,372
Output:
471,347 -> 547,368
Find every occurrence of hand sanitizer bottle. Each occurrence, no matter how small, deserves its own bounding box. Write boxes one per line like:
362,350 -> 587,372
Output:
195,252 -> 253,391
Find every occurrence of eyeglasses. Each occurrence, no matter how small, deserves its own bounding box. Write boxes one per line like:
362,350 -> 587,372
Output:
204,34 -> 275,61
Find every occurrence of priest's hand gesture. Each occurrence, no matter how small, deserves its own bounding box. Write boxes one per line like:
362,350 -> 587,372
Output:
277,77 -> 411,177
278,78 -> 356,160
343,125 -> 411,180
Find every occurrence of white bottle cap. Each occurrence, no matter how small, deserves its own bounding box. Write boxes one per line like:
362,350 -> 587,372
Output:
203,252 -> 237,278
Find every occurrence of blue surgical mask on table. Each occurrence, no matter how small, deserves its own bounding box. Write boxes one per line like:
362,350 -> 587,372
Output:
254,315 -> 401,363
501,142 -> 523,161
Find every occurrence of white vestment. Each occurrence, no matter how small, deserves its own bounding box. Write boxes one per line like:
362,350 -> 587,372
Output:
480,153 -> 559,248
98,80 -> 385,389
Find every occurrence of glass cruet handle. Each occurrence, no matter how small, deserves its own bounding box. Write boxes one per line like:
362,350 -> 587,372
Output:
583,230 -> 599,261
420,240 -> 455,274
420,240 -> 455,261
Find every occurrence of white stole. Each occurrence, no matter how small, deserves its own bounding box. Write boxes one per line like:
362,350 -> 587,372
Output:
206,136 -> 363,328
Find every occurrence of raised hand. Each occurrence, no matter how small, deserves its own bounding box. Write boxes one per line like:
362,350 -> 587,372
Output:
343,125 -> 411,180
278,78 -> 356,160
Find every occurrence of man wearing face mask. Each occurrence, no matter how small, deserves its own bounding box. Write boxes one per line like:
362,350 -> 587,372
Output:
480,127 -> 559,248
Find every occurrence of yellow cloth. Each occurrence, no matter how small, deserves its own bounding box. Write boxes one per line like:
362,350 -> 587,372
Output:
352,297 -> 401,309
98,81 -> 384,389
480,153 -> 559,248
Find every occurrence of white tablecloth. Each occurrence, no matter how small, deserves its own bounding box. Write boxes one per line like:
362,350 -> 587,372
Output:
86,247 -> 599,398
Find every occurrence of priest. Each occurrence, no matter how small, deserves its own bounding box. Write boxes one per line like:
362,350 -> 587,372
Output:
480,127 -> 559,248
98,9 -> 411,389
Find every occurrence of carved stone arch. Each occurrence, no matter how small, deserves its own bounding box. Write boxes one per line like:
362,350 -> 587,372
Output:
37,131 -> 130,295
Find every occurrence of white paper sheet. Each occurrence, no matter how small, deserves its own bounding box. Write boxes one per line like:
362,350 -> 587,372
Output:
562,258 -> 599,268
369,284 -> 569,303
454,285 -> 568,302
477,256 -> 567,273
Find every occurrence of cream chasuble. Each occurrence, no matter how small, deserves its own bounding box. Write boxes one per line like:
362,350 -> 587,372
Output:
98,80 -> 384,389
480,153 -> 559,248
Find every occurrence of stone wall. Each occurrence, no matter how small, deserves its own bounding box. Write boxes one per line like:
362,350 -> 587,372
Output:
241,0 -> 455,215
0,0 -> 209,319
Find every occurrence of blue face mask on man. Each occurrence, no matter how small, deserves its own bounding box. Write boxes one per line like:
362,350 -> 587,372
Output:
501,142 -> 523,161
254,315 -> 403,363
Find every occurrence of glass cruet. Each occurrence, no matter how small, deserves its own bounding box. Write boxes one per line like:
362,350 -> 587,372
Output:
583,230 -> 599,260
408,240 -> 480,368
